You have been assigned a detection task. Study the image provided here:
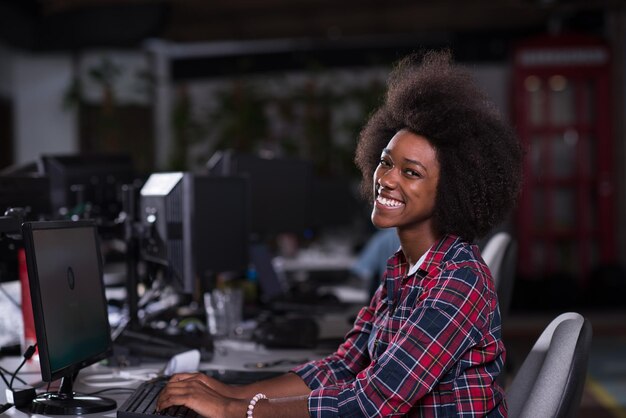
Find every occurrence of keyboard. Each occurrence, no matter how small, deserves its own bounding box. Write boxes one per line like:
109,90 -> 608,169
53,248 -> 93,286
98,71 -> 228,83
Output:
117,370 -> 284,418
117,377 -> 197,418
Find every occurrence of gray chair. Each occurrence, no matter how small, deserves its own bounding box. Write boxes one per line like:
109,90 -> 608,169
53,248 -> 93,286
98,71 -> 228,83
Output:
506,312 -> 592,418
481,231 -> 512,286
481,231 -> 517,322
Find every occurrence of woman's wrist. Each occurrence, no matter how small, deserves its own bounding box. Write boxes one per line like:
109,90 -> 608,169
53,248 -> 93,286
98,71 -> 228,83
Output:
217,380 -> 252,400
246,393 -> 268,417
224,396 -> 250,417
234,382 -> 272,400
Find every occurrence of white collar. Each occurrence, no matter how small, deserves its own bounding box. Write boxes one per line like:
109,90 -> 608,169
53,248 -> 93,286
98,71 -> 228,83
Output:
407,247 -> 430,276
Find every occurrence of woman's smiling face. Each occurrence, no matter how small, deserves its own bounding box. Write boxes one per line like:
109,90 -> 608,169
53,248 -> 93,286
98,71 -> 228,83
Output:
371,129 -> 440,232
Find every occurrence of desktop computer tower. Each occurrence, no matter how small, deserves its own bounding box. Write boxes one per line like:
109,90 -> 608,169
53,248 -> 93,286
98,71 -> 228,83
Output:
139,172 -> 249,296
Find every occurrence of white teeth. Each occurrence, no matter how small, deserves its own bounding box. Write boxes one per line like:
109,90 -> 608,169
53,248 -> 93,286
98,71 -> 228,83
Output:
377,196 -> 403,207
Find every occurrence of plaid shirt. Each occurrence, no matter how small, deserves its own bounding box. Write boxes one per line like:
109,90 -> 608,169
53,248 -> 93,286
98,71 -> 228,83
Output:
292,234 -> 507,417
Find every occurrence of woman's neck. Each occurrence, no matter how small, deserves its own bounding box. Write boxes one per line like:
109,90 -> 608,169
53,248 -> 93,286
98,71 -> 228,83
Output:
397,225 -> 441,267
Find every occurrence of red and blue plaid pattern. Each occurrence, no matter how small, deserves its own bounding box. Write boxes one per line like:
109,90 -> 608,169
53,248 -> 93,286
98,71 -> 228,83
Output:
293,235 -> 507,417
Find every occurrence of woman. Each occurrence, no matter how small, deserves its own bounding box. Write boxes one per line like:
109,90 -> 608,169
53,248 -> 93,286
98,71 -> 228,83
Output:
156,50 -> 523,417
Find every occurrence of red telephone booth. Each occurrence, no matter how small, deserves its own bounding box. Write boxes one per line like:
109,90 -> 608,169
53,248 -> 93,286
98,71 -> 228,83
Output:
512,33 -> 616,289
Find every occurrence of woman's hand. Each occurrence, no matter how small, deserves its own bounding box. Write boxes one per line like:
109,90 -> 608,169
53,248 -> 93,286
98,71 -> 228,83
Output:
165,372 -> 245,399
156,373 -> 246,417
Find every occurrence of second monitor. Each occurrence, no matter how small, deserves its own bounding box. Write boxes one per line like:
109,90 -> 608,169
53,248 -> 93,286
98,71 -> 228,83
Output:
207,150 -> 313,237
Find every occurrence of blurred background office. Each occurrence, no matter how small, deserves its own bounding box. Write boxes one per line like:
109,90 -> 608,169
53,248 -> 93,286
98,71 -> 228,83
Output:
0,0 -> 625,414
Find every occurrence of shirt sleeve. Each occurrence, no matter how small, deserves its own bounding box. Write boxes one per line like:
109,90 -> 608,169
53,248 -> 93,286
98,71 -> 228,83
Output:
305,266 -> 493,417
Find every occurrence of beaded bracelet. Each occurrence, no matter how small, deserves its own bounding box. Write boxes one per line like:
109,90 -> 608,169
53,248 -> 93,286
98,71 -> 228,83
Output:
247,393 -> 268,417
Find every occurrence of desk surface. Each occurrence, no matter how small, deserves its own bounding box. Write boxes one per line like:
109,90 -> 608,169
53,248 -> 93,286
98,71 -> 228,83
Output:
0,339 -> 330,418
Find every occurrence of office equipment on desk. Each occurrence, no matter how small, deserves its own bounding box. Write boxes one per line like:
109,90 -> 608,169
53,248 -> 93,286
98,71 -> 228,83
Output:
38,153 -> 135,222
113,328 -> 214,364
0,174 -> 52,222
139,172 -> 249,297
204,288 -> 243,338
162,350 -> 200,376
112,173 -> 249,362
118,315 -> 330,418
248,244 -> 359,349
253,315 -> 320,348
21,219 -> 116,415
250,243 -> 348,315
117,369 -> 284,418
117,377 -> 196,418
0,174 -> 52,294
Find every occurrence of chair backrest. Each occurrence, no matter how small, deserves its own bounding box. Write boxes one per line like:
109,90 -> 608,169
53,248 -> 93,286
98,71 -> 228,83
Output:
481,231 -> 517,320
481,231 -> 512,287
506,312 -> 593,418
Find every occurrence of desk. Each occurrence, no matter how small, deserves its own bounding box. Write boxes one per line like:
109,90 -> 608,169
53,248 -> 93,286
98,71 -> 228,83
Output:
273,252 -> 369,305
0,339 -> 329,418
273,252 -> 356,273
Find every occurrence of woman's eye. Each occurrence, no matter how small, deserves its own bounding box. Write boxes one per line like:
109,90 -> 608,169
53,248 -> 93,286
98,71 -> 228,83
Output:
404,169 -> 421,177
379,159 -> 391,167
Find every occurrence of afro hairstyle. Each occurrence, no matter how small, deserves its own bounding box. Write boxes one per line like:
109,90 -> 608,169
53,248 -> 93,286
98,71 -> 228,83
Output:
354,49 -> 523,242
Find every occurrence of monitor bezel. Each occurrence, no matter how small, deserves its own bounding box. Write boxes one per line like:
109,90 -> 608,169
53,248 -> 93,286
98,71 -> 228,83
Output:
21,219 -> 113,383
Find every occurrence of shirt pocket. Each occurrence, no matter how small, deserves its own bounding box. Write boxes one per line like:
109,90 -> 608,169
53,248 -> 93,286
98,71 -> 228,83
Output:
394,284 -> 424,317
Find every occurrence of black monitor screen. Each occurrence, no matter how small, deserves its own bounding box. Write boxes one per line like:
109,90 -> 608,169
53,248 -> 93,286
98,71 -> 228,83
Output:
207,151 -> 312,236
21,220 -> 115,414
0,174 -> 51,220
310,176 -> 360,228
39,154 -> 134,221
0,175 -> 52,283
22,220 -> 112,381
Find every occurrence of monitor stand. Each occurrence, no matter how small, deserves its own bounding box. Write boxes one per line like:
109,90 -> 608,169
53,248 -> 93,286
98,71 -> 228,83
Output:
30,372 -> 116,415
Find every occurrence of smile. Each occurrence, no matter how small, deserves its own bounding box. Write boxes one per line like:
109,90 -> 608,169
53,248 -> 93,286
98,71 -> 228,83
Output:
376,195 -> 404,208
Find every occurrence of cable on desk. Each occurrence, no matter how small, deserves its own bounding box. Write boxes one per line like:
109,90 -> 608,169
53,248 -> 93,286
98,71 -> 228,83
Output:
0,365 -> 28,389
1,344 -> 38,411
0,366 -> 11,387
8,344 -> 36,390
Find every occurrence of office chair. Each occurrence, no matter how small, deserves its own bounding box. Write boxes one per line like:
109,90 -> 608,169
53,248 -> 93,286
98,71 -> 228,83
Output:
506,312 -> 592,418
481,231 -> 517,321
481,231 -> 512,286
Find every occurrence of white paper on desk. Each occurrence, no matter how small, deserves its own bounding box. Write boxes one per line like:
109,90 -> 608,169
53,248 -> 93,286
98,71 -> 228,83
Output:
163,349 -> 201,375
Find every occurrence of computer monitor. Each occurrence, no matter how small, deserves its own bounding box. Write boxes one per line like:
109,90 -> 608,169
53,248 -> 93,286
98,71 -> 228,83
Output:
207,150 -> 313,237
310,176 -> 360,228
0,174 -> 52,220
21,219 -> 116,415
38,154 -> 135,221
0,174 -> 52,283
139,172 -> 249,296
